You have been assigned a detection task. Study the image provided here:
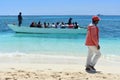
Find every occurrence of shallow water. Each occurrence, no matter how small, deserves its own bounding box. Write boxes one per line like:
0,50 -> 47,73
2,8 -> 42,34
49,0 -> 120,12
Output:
0,15 -> 120,62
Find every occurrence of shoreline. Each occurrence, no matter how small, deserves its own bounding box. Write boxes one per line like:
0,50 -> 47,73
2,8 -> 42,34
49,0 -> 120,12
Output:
0,54 -> 120,80
0,53 -> 120,64
0,53 -> 120,73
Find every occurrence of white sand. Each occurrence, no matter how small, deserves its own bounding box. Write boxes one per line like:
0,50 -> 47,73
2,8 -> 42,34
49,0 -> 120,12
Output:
0,54 -> 120,80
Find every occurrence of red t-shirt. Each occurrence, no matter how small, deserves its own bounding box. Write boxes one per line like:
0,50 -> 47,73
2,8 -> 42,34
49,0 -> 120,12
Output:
85,24 -> 99,46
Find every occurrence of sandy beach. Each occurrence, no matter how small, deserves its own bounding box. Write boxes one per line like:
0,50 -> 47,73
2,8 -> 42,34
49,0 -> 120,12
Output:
0,0 -> 120,79
0,54 -> 120,80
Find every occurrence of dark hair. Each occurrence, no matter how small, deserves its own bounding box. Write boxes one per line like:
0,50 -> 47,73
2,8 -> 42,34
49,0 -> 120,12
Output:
19,12 -> 22,14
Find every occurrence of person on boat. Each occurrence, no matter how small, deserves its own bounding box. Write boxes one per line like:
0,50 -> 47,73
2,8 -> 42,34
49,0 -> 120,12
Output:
61,22 -> 65,28
51,23 -> 56,28
37,21 -> 42,28
74,22 -> 79,29
56,22 -> 61,28
30,22 -> 36,27
68,17 -> 72,25
18,12 -> 23,26
85,16 -> 101,72
44,22 -> 48,28
47,23 -> 50,28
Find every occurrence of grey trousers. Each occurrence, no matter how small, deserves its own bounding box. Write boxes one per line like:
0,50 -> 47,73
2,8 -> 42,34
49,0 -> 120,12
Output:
86,46 -> 101,67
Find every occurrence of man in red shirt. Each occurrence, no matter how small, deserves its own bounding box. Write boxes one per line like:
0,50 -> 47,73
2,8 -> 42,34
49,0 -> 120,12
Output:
85,16 -> 101,72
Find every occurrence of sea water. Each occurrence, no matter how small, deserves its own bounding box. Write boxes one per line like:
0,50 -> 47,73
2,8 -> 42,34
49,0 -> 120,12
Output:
0,15 -> 120,62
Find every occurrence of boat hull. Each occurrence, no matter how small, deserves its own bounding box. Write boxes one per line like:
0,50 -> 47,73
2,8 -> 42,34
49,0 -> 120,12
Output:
7,24 -> 87,34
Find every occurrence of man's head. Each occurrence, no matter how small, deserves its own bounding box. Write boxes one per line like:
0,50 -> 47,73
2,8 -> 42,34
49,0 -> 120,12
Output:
19,12 -> 22,15
92,16 -> 100,25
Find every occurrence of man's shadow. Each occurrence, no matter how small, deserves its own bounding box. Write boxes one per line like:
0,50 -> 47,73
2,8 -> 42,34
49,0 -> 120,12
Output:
86,70 -> 102,74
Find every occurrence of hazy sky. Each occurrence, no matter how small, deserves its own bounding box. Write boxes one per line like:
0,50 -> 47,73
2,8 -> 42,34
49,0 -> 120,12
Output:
0,0 -> 119,15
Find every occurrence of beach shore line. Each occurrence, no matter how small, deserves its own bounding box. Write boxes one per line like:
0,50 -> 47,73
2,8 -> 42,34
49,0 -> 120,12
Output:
0,54 -> 120,80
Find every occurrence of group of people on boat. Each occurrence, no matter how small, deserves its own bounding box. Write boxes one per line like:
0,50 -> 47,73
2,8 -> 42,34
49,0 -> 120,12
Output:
29,21 -> 79,29
18,12 -> 79,29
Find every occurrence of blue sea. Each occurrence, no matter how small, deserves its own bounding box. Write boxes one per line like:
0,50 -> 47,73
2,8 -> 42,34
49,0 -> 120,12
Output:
0,15 -> 120,62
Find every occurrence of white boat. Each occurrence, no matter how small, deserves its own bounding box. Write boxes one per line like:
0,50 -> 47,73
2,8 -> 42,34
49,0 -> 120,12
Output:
7,24 -> 87,34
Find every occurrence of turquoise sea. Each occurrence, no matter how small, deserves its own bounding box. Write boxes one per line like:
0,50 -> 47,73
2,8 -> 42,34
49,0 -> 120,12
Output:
0,15 -> 120,62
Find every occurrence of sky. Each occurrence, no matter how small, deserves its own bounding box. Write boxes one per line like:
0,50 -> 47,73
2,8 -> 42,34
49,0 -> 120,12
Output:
0,0 -> 120,15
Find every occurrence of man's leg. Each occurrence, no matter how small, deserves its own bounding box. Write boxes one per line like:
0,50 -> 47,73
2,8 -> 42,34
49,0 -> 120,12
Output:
86,46 -> 97,71
86,46 -> 101,71
92,47 -> 101,66
86,46 -> 94,67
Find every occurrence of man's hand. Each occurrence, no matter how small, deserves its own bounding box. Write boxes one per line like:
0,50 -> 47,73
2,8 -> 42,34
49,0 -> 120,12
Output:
97,45 -> 100,50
